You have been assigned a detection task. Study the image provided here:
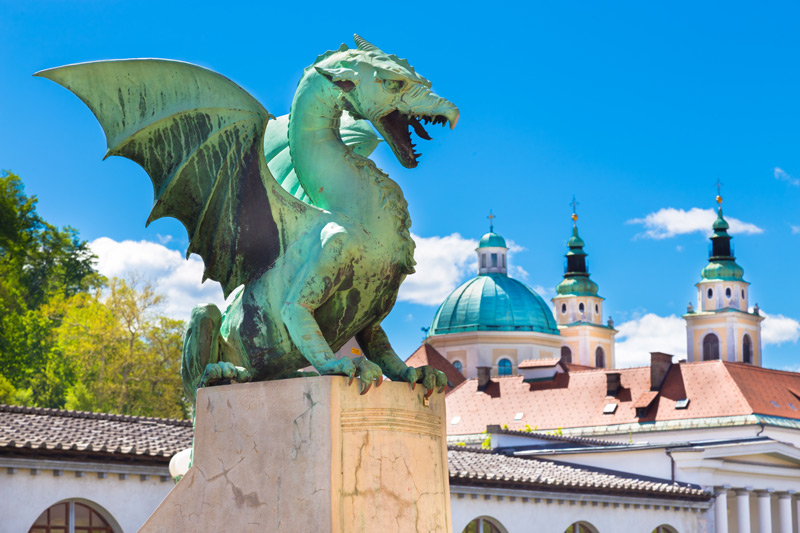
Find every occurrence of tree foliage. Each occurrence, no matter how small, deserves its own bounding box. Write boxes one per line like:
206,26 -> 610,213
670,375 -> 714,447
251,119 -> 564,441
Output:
0,172 -> 189,419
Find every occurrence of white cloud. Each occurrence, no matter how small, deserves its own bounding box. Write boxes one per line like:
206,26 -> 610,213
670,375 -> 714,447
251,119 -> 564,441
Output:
775,167 -> 800,186
628,208 -> 763,239
614,313 -> 686,368
398,233 -> 477,306
791,225 -> 800,234
762,312 -> 800,345
90,237 -> 226,321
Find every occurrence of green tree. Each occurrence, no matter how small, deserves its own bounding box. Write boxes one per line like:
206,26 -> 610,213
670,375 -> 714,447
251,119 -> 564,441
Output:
58,279 -> 189,419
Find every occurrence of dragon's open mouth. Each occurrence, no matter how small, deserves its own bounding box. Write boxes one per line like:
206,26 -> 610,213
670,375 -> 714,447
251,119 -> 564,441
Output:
378,110 -> 452,168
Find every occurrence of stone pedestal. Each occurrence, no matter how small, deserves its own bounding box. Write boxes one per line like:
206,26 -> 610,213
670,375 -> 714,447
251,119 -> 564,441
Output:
141,376 -> 451,532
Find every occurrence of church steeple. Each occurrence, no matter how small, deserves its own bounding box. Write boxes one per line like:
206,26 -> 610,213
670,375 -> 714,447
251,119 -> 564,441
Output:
477,211 -> 508,275
552,199 -> 616,369
684,189 -> 763,365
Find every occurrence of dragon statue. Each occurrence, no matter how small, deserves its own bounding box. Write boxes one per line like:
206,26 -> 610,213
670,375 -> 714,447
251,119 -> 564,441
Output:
38,35 -> 458,401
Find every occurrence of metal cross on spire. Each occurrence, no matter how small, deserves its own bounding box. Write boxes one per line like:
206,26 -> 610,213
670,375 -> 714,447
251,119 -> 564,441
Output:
715,178 -> 723,207
570,195 -> 579,225
487,210 -> 496,232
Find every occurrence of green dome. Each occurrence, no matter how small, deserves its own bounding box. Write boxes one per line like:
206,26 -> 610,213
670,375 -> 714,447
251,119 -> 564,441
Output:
429,273 -> 559,336
478,232 -> 507,249
556,276 -> 599,297
701,260 -> 744,281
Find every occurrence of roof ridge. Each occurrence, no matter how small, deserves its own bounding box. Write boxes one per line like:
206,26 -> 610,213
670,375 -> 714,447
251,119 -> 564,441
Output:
723,361 -> 800,377
0,403 -> 192,426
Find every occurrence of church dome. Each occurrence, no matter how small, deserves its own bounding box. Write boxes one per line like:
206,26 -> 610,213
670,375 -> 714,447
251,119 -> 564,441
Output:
429,273 -> 559,336
478,232 -> 507,249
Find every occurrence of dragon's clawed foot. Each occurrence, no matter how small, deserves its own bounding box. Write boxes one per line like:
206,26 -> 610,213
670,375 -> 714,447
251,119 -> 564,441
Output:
399,365 -> 447,398
317,357 -> 383,395
199,362 -> 251,388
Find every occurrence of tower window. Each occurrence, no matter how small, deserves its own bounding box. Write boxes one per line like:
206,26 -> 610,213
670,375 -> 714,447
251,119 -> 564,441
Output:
497,358 -> 512,376
595,347 -> 605,368
452,360 -> 463,375
595,304 -> 599,314
481,254 -> 486,268
561,346 -> 572,364
703,333 -> 720,361
743,334 -> 752,364
725,287 -> 731,298
579,302 -> 585,314
561,303 -> 567,314
742,289 -> 745,299
707,288 -> 713,299
502,255 -> 505,268
491,253 -> 497,267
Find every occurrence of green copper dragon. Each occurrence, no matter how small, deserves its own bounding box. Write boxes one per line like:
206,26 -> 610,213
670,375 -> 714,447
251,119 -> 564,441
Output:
37,35 -> 457,400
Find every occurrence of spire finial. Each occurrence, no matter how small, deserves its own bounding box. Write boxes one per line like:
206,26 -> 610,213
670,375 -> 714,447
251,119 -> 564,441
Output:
715,179 -> 723,210
570,195 -> 580,226
487,210 -> 496,232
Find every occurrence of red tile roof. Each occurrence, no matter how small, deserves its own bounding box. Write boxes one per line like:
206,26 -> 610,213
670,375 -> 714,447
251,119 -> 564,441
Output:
446,361 -> 800,435
518,358 -> 561,369
405,344 -> 466,391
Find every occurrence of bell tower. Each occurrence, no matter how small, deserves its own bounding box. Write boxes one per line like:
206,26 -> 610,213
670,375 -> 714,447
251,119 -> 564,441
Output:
551,198 -> 617,368
684,192 -> 764,364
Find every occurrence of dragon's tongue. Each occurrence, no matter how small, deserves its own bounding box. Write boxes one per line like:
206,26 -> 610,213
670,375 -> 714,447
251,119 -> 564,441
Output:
409,116 -> 432,141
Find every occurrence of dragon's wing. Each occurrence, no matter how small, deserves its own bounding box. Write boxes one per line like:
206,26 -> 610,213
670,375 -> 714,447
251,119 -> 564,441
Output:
265,113 -> 381,205
37,59 -> 320,297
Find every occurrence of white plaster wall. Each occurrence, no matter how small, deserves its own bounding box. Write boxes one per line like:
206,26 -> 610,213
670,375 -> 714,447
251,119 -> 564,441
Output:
450,488 -> 711,533
0,461 -> 172,533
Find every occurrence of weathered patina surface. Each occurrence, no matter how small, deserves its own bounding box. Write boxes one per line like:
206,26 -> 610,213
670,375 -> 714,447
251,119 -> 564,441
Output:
37,35 -> 458,400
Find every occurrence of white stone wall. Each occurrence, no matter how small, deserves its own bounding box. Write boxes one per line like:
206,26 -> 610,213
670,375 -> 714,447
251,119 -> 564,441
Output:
0,457 -> 172,533
450,486 -> 712,533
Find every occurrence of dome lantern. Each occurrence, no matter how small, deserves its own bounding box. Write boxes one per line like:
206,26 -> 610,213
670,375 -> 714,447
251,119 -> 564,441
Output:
477,210 -> 509,275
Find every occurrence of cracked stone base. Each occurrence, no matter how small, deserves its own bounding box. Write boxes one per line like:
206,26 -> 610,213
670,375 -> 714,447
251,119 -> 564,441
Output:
140,376 -> 451,532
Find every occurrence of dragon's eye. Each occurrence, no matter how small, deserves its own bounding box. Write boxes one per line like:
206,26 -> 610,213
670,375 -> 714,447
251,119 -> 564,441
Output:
382,79 -> 406,93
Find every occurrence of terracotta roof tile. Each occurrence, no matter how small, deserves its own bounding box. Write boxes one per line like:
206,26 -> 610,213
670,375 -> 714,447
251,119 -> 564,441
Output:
518,359 -> 560,369
446,361 -> 800,435
0,404 -> 192,462
405,344 -> 466,391
448,447 -> 710,501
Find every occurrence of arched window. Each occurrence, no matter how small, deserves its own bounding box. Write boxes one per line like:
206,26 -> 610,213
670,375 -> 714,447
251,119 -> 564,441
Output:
30,501 -> 115,533
565,522 -> 598,533
497,358 -> 512,376
579,302 -> 585,314
725,287 -> 732,298
703,333 -> 720,360
560,346 -> 572,364
651,526 -> 678,533
595,347 -> 605,368
452,360 -> 463,375
463,516 -> 506,533
743,334 -> 752,364
561,303 -> 567,314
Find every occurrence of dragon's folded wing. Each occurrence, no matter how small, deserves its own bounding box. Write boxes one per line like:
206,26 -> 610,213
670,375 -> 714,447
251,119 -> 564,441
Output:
264,113 -> 381,205
37,59 -> 318,297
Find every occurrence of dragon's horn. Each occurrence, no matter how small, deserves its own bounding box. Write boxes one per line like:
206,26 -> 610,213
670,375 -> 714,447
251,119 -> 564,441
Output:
354,34 -> 381,52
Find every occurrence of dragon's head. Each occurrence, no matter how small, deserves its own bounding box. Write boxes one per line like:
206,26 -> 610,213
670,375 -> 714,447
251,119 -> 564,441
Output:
314,35 -> 459,168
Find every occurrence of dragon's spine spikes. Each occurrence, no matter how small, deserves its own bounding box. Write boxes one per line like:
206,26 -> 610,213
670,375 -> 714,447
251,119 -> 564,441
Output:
354,34 -> 381,52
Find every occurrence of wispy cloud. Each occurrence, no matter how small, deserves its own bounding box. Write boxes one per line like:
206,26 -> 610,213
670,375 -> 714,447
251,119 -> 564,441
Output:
90,237 -> 226,321
762,312 -> 800,345
775,167 -> 800,186
398,233 -> 477,306
791,225 -> 800,235
628,207 -> 763,239
614,313 -> 687,368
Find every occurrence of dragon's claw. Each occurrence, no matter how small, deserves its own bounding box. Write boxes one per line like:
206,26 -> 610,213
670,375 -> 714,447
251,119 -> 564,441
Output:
353,357 -> 383,395
199,362 -> 251,388
410,365 -> 447,398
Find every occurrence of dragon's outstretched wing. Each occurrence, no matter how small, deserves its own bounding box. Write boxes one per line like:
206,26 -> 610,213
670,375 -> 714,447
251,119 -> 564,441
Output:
36,59 -> 320,297
265,113 -> 380,205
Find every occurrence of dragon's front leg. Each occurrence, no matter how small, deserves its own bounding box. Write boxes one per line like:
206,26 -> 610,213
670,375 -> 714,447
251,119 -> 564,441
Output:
280,223 -> 378,392
357,324 -> 447,398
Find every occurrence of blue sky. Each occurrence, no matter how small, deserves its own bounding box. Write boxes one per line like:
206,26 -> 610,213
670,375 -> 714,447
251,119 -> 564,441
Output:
2,1 -> 800,369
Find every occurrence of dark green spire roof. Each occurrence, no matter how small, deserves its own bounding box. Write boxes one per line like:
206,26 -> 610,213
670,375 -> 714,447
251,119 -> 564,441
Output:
701,207 -> 744,281
556,224 -> 599,297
